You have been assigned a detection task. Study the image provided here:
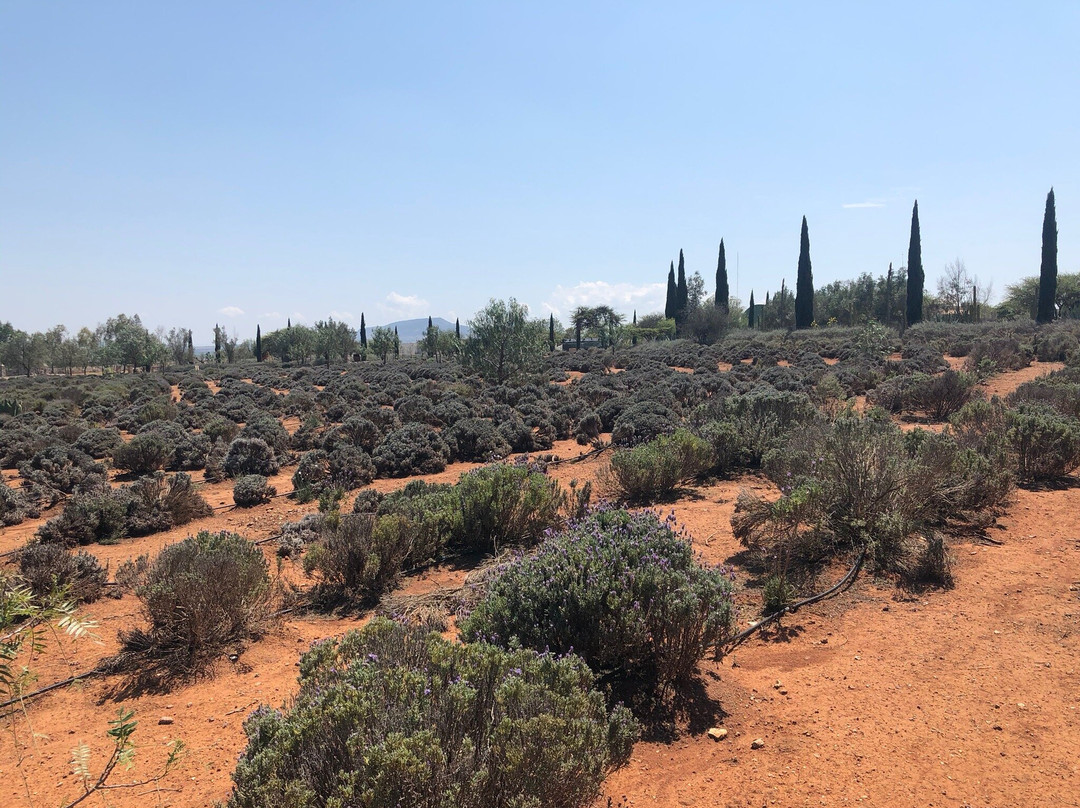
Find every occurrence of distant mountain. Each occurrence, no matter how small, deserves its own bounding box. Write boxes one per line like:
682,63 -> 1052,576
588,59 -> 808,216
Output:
370,317 -> 467,343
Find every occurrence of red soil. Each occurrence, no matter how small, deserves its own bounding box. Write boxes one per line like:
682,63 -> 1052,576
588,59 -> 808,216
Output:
2,367 -> 1079,808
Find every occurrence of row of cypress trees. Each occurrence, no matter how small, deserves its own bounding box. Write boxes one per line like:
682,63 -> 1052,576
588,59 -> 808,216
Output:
671,189 -> 1060,331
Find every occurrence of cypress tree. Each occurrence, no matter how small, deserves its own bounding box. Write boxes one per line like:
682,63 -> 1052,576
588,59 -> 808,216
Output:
214,324 -> 221,363
1037,188 -> 1058,324
287,318 -> 291,329
795,216 -> 814,329
359,313 -> 367,360
676,249 -> 688,319
632,310 -> 637,346
748,291 -> 756,329
393,327 -> 400,358
885,263 -> 894,326
906,201 -> 924,326
256,325 -> 262,362
664,261 -> 677,320
428,315 -> 433,330
715,240 -> 729,313
455,318 -> 460,339
548,314 -> 555,350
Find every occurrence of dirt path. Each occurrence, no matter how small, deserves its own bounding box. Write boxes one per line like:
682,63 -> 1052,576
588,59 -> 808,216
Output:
597,483 -> 1080,807
982,360 -> 1064,399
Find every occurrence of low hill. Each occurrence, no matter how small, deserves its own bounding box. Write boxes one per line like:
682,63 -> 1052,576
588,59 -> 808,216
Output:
371,317 -> 466,343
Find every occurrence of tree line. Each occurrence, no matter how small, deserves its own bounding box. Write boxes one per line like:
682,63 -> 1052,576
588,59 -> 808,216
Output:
661,189 -> 1062,331
1,190 -> 1064,380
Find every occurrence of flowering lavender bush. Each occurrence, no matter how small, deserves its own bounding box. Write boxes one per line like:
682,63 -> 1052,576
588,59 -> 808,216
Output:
228,618 -> 636,808
460,508 -> 736,701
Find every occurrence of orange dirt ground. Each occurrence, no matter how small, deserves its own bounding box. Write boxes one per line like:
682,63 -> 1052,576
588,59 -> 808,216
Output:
1,363 -> 1078,808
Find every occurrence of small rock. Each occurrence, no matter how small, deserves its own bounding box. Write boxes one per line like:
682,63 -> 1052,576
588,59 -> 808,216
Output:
707,727 -> 728,741
158,716 -> 174,725
779,688 -> 788,695
751,738 -> 765,750
821,638 -> 829,644
773,680 -> 783,690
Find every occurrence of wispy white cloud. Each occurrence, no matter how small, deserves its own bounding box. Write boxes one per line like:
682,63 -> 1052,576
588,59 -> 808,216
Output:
218,305 -> 245,317
543,281 -> 666,319
329,310 -> 355,323
842,201 -> 885,209
261,311 -> 282,320
378,292 -> 430,320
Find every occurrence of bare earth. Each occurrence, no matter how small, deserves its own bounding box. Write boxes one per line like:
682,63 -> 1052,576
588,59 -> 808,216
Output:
2,363 -> 1078,808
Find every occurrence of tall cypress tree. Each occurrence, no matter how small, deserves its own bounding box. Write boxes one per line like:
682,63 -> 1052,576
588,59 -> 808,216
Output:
1037,188 -> 1058,324
393,327 -> 400,358
795,217 -> 814,329
748,291 -> 756,328
428,315 -> 433,330
214,324 -> 221,363
676,249 -> 688,319
455,318 -> 460,340
548,314 -> 555,350
715,240 -> 729,313
906,201 -> 924,326
359,313 -> 367,361
885,263 -> 894,326
664,261 -> 677,320
256,325 -> 262,362
632,310 -> 637,346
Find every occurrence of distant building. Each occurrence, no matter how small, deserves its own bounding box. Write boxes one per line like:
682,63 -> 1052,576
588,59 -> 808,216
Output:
560,338 -> 602,351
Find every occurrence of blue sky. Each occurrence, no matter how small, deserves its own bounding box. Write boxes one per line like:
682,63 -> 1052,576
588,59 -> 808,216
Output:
2,2 -> 1076,341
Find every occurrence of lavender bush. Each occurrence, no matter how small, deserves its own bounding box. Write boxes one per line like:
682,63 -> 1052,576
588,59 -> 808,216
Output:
460,507 -> 736,701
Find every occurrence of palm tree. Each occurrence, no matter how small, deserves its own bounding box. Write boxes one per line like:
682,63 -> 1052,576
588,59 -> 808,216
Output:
570,306 -> 596,350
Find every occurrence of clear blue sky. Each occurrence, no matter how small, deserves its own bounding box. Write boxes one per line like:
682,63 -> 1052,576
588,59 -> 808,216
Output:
2,2 -> 1076,341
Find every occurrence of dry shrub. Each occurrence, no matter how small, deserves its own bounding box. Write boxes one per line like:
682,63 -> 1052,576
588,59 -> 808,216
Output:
110,531 -> 273,684
18,542 -> 107,603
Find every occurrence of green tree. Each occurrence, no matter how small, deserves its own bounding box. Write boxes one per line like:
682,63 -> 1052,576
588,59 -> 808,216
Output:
715,240 -> 729,313
214,324 -> 222,363
906,200 -> 924,326
1,330 -> 46,376
464,298 -> 546,383
315,318 -> 356,365
359,313 -> 367,360
370,326 -> 396,364
255,325 -> 262,362
748,291 -> 756,328
1000,271 -> 1080,320
686,272 -> 705,310
592,306 -> 624,353
1037,187 -> 1058,324
165,327 -> 189,365
664,261 -> 677,320
43,325 -> 65,374
97,314 -> 154,372
548,313 -> 556,350
676,250 -> 688,328
795,217 -> 814,329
